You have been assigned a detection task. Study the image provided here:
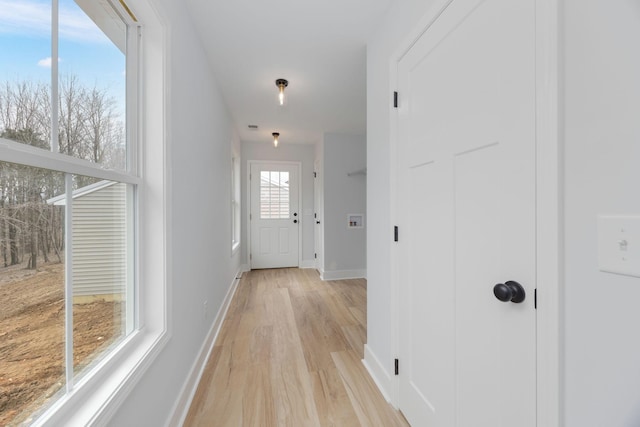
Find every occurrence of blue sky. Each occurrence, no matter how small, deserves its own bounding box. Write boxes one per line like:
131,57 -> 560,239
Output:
0,0 -> 126,115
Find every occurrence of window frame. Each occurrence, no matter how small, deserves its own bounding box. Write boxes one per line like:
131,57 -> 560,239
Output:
231,154 -> 240,255
0,0 -> 171,425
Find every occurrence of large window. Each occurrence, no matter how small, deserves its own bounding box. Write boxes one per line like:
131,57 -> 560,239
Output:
0,1 -> 139,424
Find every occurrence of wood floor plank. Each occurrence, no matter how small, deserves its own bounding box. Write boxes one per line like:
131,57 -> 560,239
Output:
184,268 -> 408,427
311,367 -> 360,426
331,350 -> 408,427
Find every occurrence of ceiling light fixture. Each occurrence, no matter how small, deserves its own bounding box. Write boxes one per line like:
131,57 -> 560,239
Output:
272,132 -> 280,148
275,78 -> 288,106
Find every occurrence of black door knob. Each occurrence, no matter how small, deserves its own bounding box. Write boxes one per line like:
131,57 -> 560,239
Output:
293,219 -> 298,224
293,212 -> 298,217
493,281 -> 526,303
316,221 -> 321,224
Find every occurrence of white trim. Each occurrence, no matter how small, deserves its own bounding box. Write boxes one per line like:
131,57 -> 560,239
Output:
388,42 -> 401,410
388,0 -> 562,422
362,344 -> 393,404
166,269 -> 243,427
320,269 -> 366,281
535,0 -> 562,425
246,160 -> 303,269
51,0 -> 59,153
0,138 -> 141,185
64,174 -> 74,390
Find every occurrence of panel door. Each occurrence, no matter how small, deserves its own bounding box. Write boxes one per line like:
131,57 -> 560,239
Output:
250,162 -> 299,269
397,0 -> 537,425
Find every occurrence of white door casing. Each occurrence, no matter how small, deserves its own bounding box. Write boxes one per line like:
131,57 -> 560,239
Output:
313,160 -> 323,271
396,0 -> 537,425
250,162 -> 300,269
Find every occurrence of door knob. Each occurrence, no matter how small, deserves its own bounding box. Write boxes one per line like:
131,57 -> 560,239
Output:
293,212 -> 298,217
293,219 -> 298,224
316,221 -> 321,224
493,281 -> 526,303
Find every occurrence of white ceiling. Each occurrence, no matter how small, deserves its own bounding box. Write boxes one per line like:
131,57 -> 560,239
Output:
184,0 -> 393,145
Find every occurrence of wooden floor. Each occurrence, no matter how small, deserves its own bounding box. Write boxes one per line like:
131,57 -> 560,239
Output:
184,268 -> 409,427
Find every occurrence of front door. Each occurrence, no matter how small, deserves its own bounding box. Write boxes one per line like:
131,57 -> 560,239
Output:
397,0 -> 537,425
250,162 -> 300,269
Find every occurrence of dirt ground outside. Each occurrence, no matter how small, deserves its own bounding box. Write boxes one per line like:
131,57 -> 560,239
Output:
0,261 -> 122,426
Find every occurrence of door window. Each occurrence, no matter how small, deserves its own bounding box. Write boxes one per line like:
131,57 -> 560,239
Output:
259,170 -> 290,219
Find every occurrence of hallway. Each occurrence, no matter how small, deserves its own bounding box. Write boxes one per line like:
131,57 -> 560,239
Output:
184,268 -> 407,426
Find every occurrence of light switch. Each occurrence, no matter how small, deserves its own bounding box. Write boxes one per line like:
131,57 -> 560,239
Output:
597,215 -> 640,278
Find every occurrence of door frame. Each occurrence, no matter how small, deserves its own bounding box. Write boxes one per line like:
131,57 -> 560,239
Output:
388,0 -> 561,425
246,160 -> 303,270
313,159 -> 324,272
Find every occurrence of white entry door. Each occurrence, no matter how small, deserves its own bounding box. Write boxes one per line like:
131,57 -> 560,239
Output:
250,162 -> 300,269
397,0 -> 536,426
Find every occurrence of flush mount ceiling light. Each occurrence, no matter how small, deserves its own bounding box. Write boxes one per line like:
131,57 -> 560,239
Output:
275,78 -> 288,106
272,132 -> 280,148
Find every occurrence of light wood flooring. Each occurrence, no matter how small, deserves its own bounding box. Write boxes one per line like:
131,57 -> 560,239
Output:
184,268 -> 409,427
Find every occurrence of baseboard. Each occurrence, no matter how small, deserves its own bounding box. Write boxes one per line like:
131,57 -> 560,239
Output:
320,269 -> 367,281
299,259 -> 316,269
362,344 -> 393,403
239,263 -> 250,273
166,268 -> 242,427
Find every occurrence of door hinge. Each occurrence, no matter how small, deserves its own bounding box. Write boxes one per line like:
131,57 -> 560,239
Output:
393,91 -> 398,108
394,226 -> 399,242
394,359 -> 399,375
534,288 -> 537,309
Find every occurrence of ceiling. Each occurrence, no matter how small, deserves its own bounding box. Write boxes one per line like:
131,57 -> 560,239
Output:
184,0 -> 393,145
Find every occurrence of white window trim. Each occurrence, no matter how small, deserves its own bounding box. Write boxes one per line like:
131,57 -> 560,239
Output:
24,0 -> 171,425
231,154 -> 241,255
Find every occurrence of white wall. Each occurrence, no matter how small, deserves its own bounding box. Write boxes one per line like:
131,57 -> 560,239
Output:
107,0 -> 241,425
563,1 -> 640,425
321,133 -> 366,279
240,141 -> 316,268
365,0 -> 437,391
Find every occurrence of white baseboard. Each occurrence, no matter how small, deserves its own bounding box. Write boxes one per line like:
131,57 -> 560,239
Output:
362,344 -> 393,403
166,268 -> 242,427
320,269 -> 367,281
299,259 -> 317,269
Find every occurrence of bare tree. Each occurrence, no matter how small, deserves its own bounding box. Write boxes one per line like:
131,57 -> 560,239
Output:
0,76 -> 124,269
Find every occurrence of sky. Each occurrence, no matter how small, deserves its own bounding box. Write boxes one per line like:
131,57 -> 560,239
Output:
0,0 -> 126,116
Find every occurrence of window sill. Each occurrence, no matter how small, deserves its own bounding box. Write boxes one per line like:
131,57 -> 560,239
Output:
33,327 -> 169,426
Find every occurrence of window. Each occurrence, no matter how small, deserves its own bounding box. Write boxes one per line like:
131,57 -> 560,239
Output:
231,155 -> 240,253
0,1 -> 140,424
259,170 -> 290,219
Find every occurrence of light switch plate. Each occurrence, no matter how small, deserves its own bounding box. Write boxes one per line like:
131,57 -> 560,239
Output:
597,215 -> 640,278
